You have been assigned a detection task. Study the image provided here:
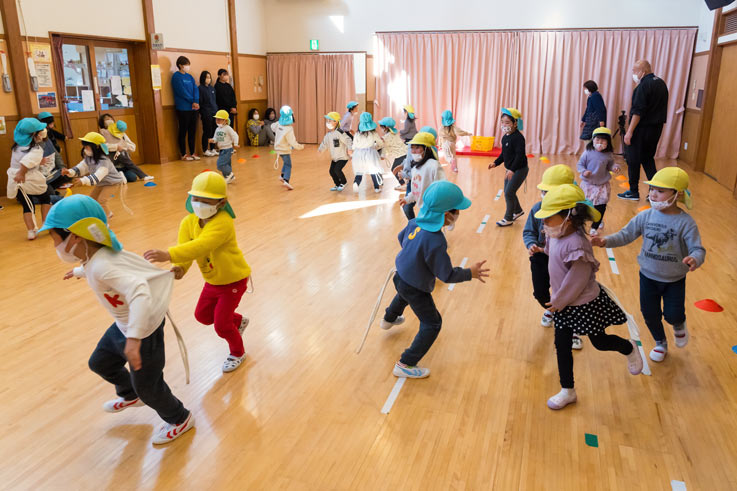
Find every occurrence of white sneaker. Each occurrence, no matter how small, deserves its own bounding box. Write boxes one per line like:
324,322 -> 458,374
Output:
512,210 -> 525,221
103,397 -> 145,413
225,173 -> 235,184
330,186 -> 339,191
627,340 -> 643,375
279,176 -> 285,183
649,344 -> 667,362
222,353 -> 246,373
182,155 -> 194,161
394,184 -> 406,191
353,182 -> 359,192
283,181 -> 294,190
393,362 -> 430,379
27,229 -> 37,240
238,317 -> 249,335
380,315 -> 405,330
207,150 -> 218,157
541,310 -> 554,327
336,185 -> 345,192
143,175 -> 154,181
191,154 -> 201,161
547,388 -> 577,410
572,335 -> 583,350
674,323 -> 689,348
496,218 -> 513,227
374,187 -> 381,193
152,412 -> 194,445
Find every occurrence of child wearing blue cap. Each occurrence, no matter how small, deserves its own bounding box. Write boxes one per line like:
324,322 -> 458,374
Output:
341,101 -> 359,137
489,108 -> 529,227
351,112 -> 385,193
40,194 -> 193,444
439,110 -> 472,173
382,181 -> 489,378
378,117 -> 407,190
271,105 -> 304,190
7,117 -> 54,240
98,113 -> 153,183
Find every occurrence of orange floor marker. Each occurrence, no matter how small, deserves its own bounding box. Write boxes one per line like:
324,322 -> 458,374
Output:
616,175 -> 627,181
619,182 -> 630,189
64,188 -> 73,198
237,158 -> 246,163
637,205 -> 650,212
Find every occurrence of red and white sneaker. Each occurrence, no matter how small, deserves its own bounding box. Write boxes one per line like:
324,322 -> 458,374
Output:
103,397 -> 145,413
152,412 -> 195,445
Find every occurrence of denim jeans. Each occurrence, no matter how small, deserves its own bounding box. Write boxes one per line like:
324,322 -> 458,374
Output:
217,148 -> 233,177
280,154 -> 292,181
503,166 -> 529,220
88,320 -> 189,425
354,173 -> 380,189
384,273 -> 442,366
639,272 -> 686,343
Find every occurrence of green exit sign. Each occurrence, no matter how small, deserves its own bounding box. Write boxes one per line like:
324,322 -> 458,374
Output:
309,39 -> 319,51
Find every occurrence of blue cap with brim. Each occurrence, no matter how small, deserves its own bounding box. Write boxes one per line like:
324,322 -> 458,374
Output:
347,101 -> 358,110
39,194 -> 123,251
279,105 -> 294,126
441,110 -> 455,127
358,112 -> 377,132
378,117 -> 397,133
416,181 -> 472,232
14,118 -> 47,146
38,111 -> 53,120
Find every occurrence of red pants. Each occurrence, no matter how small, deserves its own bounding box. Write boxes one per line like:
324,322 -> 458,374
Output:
194,278 -> 248,357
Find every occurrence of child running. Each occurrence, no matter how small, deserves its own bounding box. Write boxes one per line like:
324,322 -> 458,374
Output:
378,117 -> 407,190
399,132 -> 446,217
535,184 -> 643,410
576,127 -> 619,235
341,101 -> 359,137
318,111 -> 352,191
399,104 -> 418,142
592,167 -> 705,362
439,110 -> 472,173
351,112 -> 385,193
40,194 -> 193,444
145,172 -> 252,373
393,126 -> 438,219
271,105 -> 304,190
522,164 -> 583,350
382,180 -> 489,378
489,108 -> 529,227
210,109 -> 240,184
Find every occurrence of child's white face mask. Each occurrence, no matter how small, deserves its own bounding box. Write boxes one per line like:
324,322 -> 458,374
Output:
56,235 -> 80,263
501,125 -> 513,134
649,192 -> 677,211
543,211 -> 570,239
411,153 -> 423,162
594,143 -> 605,151
326,123 -> 335,130
192,201 -> 220,219
253,114 -> 259,120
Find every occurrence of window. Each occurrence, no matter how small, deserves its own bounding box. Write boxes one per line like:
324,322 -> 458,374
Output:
95,47 -> 133,109
62,44 -> 93,113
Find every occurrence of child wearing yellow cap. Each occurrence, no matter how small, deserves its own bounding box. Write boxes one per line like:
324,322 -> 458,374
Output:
536,184 -> 643,410
592,167 -> 705,363
61,132 -> 127,218
209,110 -> 240,184
489,108 -> 529,227
522,165 -> 583,350
319,112 -> 353,191
398,132 -> 446,213
145,172 -> 252,373
399,104 -> 418,143
576,127 -> 620,236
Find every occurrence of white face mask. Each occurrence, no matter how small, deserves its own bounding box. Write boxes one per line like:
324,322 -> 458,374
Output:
183,65 -> 191,73
191,200 -> 220,219
584,89 -> 590,96
411,153 -> 423,162
501,125 -> 513,134
543,211 -> 570,239
253,114 -> 259,120
649,192 -> 677,211
326,123 -> 335,130
84,148 -> 93,157
56,235 -> 80,263
632,73 -> 640,84
594,143 -> 605,151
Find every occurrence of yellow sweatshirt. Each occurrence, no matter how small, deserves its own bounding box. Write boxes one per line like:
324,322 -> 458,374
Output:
169,211 -> 251,285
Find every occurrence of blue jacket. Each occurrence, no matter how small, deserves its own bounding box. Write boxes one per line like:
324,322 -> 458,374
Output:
522,201 -> 545,249
580,91 -> 607,140
171,71 -> 199,111
395,219 -> 472,292
198,84 -> 217,117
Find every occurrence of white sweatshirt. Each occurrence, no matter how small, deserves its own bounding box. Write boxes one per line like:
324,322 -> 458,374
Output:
213,123 -> 239,150
406,158 -> 446,208
6,145 -> 47,198
272,123 -> 304,155
73,248 -> 174,339
318,128 -> 352,161
381,131 -> 407,161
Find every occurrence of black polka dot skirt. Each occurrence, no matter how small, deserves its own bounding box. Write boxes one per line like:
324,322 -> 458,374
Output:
553,287 -> 627,336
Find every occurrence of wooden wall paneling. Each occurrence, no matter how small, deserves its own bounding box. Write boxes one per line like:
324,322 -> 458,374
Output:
0,39 -> 18,116
156,51 -> 229,106
140,0 -> 165,164
238,99 -> 267,145
227,0 -> 240,132
238,55 -> 267,102
161,106 -> 181,162
679,109 -> 702,164
366,55 -> 375,115
704,43 -> 737,192
0,116 -> 20,193
0,0 -> 33,116
695,8 -> 725,172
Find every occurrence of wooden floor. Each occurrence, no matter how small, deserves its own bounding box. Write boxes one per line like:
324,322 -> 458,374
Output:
1,146 -> 737,490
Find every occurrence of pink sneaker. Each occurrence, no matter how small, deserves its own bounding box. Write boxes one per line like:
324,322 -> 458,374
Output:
547,388 -> 577,410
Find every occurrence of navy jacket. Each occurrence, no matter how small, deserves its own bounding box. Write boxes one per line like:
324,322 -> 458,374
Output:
580,91 -> 607,140
199,84 -> 217,117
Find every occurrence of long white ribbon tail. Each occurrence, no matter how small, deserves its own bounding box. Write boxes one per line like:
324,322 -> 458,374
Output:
119,182 -> 134,215
356,267 -> 396,354
166,310 -> 191,384
18,187 -> 38,229
274,154 -> 279,170
599,283 -> 651,375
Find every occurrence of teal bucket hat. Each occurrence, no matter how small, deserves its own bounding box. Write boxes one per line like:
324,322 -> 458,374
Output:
37,111 -> 53,120
441,110 -> 455,127
39,194 -> 123,251
416,181 -> 472,232
279,105 -> 294,126
14,118 -> 46,146
358,112 -> 377,132
347,101 -> 358,110
378,117 -> 397,133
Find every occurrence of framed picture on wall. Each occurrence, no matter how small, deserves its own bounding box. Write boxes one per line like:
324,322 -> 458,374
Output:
38,91 -> 58,109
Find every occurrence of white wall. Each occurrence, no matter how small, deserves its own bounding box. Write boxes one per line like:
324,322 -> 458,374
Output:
153,0 -> 230,51
264,0 -> 703,53
694,1 -> 715,53
236,0 -> 266,54
17,0 -> 144,39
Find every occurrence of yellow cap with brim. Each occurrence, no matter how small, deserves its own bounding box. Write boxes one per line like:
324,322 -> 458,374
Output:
534,183 -> 601,222
325,112 -> 341,122
80,132 -> 109,155
408,131 -> 438,160
186,171 -> 235,218
644,167 -> 693,209
214,109 -> 230,122
592,127 -> 612,137
537,164 -> 575,191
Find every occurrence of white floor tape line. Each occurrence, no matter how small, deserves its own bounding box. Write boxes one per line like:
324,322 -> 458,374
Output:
381,377 -> 407,414
606,248 -> 620,275
476,214 -> 491,234
494,188 -> 503,201
448,257 -> 468,291
671,480 -> 687,491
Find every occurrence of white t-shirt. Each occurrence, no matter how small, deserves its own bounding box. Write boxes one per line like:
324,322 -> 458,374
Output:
75,248 -> 174,339
7,145 -> 47,198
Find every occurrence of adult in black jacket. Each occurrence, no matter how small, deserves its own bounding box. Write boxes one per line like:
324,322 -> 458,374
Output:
488,108 -> 529,227
215,68 -> 237,128
580,80 -> 607,142
619,59 -> 669,201
198,70 -> 218,155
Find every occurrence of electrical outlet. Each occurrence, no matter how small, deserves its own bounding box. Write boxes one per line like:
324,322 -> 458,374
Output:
684,142 -> 688,150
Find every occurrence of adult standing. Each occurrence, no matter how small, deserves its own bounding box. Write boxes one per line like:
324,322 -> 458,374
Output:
171,56 -> 200,161
579,80 -> 607,143
199,70 -> 218,156
618,60 -> 669,201
215,69 -> 238,129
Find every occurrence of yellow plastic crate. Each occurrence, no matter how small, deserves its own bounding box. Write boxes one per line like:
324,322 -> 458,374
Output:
470,136 -> 495,152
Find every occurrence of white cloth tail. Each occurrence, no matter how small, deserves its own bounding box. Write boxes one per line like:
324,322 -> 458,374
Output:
18,187 -> 38,229
599,283 -> 651,375
166,310 -> 191,384
274,154 -> 279,170
356,267 -> 396,354
119,182 -> 133,215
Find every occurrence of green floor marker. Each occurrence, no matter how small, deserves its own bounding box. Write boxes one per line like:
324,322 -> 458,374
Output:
269,150 -> 276,154
585,433 -> 598,447
635,340 -> 642,346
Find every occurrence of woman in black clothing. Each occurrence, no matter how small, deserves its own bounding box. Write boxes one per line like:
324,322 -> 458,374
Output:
580,80 -> 607,143
488,108 -> 529,227
215,69 -> 238,128
199,70 -> 218,156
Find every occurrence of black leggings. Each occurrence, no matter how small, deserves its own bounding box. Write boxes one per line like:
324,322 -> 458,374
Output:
17,187 -> 53,213
329,160 -> 348,186
592,204 -> 607,230
176,109 -> 198,156
354,174 -> 380,189
200,112 -> 216,153
554,326 -> 633,388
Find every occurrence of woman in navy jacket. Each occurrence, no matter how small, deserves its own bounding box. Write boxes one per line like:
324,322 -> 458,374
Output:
580,80 -> 607,143
198,71 -> 218,156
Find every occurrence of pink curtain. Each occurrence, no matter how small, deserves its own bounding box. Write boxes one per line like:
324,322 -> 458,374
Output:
267,54 -> 356,143
376,29 -> 696,158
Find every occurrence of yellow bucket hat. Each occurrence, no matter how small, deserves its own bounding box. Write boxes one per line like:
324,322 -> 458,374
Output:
325,112 -> 341,122
534,183 -> 601,222
644,167 -> 693,209
403,104 -> 416,118
592,127 -> 612,137
408,131 -> 438,159
80,132 -> 109,154
214,109 -> 230,121
186,171 -> 235,218
537,164 -> 575,191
